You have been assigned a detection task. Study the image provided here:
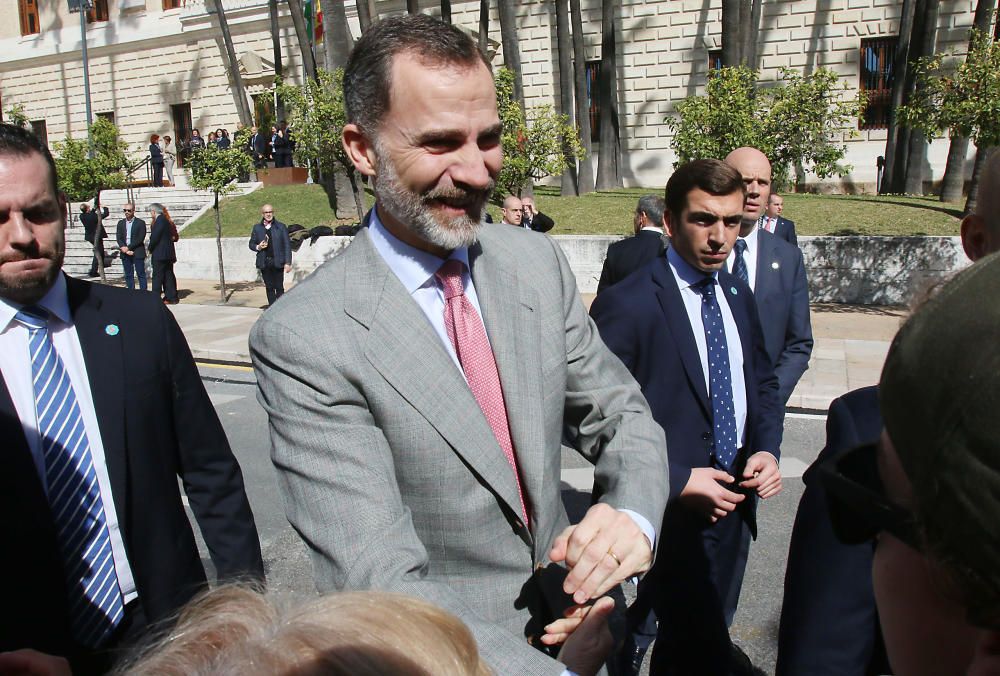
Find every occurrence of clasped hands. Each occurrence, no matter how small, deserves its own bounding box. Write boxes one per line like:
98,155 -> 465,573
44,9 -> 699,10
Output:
680,451 -> 782,523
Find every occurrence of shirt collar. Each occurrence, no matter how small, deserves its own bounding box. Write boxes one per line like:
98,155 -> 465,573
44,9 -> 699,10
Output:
640,226 -> 664,234
666,245 -> 716,289
368,208 -> 471,295
0,273 -> 71,333
740,223 -> 759,253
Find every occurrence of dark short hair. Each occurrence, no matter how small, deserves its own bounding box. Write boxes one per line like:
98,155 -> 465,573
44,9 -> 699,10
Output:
636,194 -> 665,226
665,159 -> 745,222
343,14 -> 491,135
0,123 -> 59,195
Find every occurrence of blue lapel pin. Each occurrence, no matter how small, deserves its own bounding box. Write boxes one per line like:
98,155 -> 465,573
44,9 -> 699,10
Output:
730,286 -> 738,295
105,324 -> 119,336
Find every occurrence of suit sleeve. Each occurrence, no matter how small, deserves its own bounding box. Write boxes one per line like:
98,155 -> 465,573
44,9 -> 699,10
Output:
162,306 -> 264,582
248,226 -> 261,252
549,237 -> 669,531
596,246 -> 614,296
774,249 -> 813,405
530,211 -> 555,233
148,218 -> 162,256
746,292 -> 784,456
280,226 -> 292,267
116,221 -> 126,249
250,317 -> 566,675
786,219 -> 798,247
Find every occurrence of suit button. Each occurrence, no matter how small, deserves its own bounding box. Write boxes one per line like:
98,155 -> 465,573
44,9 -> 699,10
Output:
536,562 -> 545,572
701,433 -> 711,441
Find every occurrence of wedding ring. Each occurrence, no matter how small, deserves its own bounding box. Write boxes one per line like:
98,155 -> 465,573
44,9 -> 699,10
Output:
607,548 -> 622,566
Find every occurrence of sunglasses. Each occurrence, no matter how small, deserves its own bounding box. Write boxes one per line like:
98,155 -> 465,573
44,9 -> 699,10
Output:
819,441 -> 922,551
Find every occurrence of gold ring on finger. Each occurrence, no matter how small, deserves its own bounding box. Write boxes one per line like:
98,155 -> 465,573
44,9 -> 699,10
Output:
606,548 -> 622,566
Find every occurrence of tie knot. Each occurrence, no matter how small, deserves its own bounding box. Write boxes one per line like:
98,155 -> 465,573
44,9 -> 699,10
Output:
435,259 -> 466,300
695,277 -> 716,298
15,306 -> 50,331
734,239 -> 747,254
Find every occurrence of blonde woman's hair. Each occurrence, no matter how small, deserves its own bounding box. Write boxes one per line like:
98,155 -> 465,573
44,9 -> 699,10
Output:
115,586 -> 492,676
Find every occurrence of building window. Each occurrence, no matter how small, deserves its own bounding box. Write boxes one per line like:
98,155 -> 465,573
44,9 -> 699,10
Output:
708,49 -> 723,71
87,0 -> 109,23
859,37 -> 896,130
30,120 -> 48,147
18,0 -> 40,36
585,60 -> 600,143
162,0 -> 182,9
97,111 -> 116,125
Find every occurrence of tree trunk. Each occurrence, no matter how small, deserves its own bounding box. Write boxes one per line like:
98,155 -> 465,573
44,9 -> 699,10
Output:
479,0 -> 489,54
407,0 -> 418,13
287,0 -> 317,82
348,168 -> 367,220
721,0 -> 741,67
902,0 -> 939,195
937,0 -> 995,202
569,0 -> 593,193
964,146 -> 992,215
881,0 -> 916,193
440,0 -> 451,23
212,0 -> 253,126
214,194 -> 227,303
595,0 -> 621,189
319,0 -> 354,70
269,0 -> 285,121
744,0 -> 763,70
554,0 -> 576,195
356,0 -> 372,32
497,0 -> 525,109
95,189 -> 106,283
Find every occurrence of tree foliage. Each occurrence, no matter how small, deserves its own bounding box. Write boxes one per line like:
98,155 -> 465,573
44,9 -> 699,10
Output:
187,142 -> 254,196
4,104 -> 29,128
667,65 -> 865,186
52,118 -> 130,201
495,67 -> 585,197
898,29 -> 1000,148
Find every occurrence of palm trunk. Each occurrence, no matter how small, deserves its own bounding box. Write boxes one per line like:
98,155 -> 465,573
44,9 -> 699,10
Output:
319,0 -> 353,70
214,193 -> 227,303
497,0 -> 524,109
479,0 -> 489,54
356,0 -> 373,33
555,0 -> 577,195
902,0 -> 939,195
964,146 -> 991,215
287,0 -> 317,82
744,0 -> 762,70
212,0 -> 253,126
595,0 -> 621,189
569,0 -> 593,193
881,0 -> 916,193
407,0 -> 418,13
721,0 -> 741,67
269,0 -> 285,120
440,0 -> 451,23
348,168 -> 366,220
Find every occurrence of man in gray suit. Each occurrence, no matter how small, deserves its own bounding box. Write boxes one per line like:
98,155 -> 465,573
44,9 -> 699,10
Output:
250,15 -> 668,675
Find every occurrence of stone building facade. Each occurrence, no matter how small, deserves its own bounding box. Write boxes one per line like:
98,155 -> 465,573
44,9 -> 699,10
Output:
0,0 -> 982,190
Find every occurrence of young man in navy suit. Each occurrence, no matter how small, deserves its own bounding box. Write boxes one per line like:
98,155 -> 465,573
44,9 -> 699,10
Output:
592,159 -> 783,676
724,148 -> 812,406
763,193 -> 797,245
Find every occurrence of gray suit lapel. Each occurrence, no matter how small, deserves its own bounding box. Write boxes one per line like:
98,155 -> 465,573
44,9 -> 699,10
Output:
469,237 -> 545,529
345,232 -> 530,528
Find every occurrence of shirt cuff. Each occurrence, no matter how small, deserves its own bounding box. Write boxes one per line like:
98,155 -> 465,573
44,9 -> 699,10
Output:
620,509 -> 655,552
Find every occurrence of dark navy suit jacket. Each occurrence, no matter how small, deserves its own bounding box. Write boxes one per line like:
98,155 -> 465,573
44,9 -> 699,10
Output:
249,220 -> 292,269
116,218 -> 147,260
752,228 -> 813,404
148,214 -> 176,262
596,229 -> 667,295
776,386 -> 889,676
770,216 -> 797,246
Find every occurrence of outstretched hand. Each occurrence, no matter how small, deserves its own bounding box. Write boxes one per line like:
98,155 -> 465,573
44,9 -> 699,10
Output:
554,596 -> 615,676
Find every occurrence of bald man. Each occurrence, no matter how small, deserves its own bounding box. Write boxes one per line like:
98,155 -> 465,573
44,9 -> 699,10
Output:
724,147 -> 813,406
500,195 -> 524,227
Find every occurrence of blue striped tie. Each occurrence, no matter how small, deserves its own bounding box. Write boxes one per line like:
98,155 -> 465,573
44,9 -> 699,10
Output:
732,239 -> 749,287
16,306 -> 124,648
694,279 -> 739,470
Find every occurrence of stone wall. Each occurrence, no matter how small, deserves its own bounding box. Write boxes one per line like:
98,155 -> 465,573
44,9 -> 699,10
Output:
173,234 -> 969,306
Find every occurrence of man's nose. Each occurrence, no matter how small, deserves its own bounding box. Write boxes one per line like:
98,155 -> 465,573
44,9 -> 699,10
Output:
450,144 -> 496,191
5,212 -> 35,248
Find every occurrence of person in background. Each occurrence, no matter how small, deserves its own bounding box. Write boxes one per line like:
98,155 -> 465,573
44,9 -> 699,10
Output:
761,193 -> 797,246
188,128 -> 205,152
149,134 -> 164,188
207,131 -> 217,147
596,194 -> 667,295
161,135 -> 176,186
521,196 -> 555,233
79,202 -> 109,278
499,194 -> 524,226
217,128 -> 231,150
248,204 -> 291,306
115,203 -> 147,291
148,202 -> 179,305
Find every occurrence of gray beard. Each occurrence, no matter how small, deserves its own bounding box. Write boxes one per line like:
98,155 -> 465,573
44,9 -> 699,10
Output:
372,144 -> 493,251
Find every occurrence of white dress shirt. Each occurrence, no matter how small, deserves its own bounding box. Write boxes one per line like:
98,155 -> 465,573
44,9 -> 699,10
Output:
0,275 -> 137,603
367,212 -> 656,551
667,247 -> 748,451
124,218 -> 135,246
726,223 -> 760,292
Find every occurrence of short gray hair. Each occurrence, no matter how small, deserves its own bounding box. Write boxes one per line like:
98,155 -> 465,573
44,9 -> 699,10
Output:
636,194 -> 665,226
148,202 -> 165,216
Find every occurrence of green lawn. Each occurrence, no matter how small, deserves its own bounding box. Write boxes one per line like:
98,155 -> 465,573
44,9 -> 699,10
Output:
181,183 -> 964,239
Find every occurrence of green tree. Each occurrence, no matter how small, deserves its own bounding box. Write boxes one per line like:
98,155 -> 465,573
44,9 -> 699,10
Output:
667,65 -> 864,188
276,69 -> 367,220
898,29 -> 1000,213
4,104 -> 29,128
495,68 -> 585,198
52,118 -> 131,282
187,144 -> 255,302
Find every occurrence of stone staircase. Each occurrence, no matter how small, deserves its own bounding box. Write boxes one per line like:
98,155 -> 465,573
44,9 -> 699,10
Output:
62,176 -> 260,279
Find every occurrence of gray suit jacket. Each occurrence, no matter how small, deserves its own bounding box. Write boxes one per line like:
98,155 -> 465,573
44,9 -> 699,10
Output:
250,223 -> 668,673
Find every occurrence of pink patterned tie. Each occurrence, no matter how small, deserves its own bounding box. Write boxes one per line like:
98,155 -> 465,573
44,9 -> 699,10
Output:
436,259 -> 529,525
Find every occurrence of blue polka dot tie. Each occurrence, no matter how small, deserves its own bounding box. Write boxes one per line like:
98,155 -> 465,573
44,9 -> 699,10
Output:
15,306 -> 124,648
695,279 -> 739,470
732,239 -> 749,287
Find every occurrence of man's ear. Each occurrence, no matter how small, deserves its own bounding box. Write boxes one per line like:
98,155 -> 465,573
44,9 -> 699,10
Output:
341,123 -> 377,178
961,214 -> 990,262
662,211 -> 674,238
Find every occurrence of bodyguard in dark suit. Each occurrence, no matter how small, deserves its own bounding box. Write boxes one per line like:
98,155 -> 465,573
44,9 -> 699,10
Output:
596,194 -> 667,295
115,203 -> 148,291
0,124 -> 264,674
147,203 -> 178,304
249,125 -> 268,169
248,203 -> 292,306
725,148 -> 813,405
79,203 -> 108,277
592,160 -> 783,676
776,386 -> 889,676
520,196 -> 555,233
762,194 -> 797,246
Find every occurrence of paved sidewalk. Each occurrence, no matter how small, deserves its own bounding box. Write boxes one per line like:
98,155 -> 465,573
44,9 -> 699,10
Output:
167,278 -> 906,412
